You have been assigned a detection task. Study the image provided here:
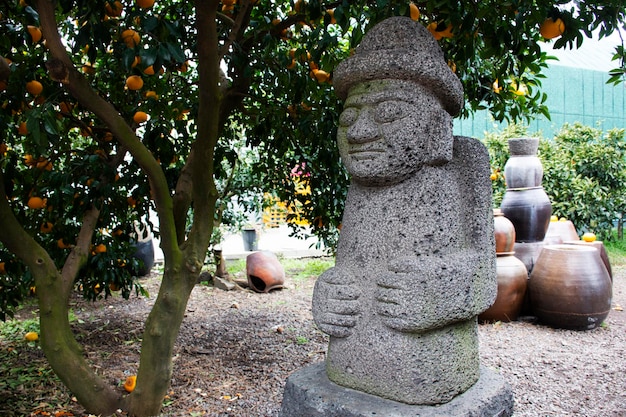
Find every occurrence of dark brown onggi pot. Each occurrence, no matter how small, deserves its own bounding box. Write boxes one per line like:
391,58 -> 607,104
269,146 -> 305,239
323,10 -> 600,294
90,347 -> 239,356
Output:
500,186 -> 552,242
493,209 -> 516,253
479,253 -> 528,322
246,251 -> 285,293
529,244 -> 612,330
563,240 -> 612,281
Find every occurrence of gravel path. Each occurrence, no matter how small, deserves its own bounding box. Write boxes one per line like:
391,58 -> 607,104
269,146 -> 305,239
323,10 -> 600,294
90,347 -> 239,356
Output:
7,262 -> 624,416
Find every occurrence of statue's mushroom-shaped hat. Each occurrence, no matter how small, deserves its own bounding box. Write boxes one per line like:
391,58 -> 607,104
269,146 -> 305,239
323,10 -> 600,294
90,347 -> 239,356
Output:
333,16 -> 464,117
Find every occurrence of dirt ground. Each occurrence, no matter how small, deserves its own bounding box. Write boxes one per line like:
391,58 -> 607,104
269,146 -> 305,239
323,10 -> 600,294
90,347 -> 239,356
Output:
2,262 -> 625,416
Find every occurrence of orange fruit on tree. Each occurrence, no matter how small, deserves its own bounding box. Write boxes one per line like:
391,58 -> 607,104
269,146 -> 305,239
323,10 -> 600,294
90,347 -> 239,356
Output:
27,25 -> 42,43
142,65 -> 155,75
105,0 -> 123,17
24,331 -> 39,342
0,262 -> 5,273
27,196 -> 46,209
133,111 -> 148,123
127,196 -> 137,207
136,0 -> 155,8
124,375 -> 137,392
40,222 -> 54,233
326,9 -> 336,24
18,122 -> 29,135
131,55 -> 141,68
24,154 -> 36,166
57,238 -> 72,249
125,75 -> 143,90
540,17 -> 565,40
121,29 -> 140,48
409,3 -> 420,21
145,90 -> 158,99
94,243 -> 107,253
312,69 -> 330,83
26,80 -> 43,95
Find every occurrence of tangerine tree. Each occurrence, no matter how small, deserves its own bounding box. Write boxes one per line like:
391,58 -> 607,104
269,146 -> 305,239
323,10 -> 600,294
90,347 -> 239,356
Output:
0,0 -> 625,415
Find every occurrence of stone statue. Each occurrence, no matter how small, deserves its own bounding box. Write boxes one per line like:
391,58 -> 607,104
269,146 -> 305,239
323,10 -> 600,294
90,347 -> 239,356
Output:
280,16 -> 512,417
312,17 -> 496,404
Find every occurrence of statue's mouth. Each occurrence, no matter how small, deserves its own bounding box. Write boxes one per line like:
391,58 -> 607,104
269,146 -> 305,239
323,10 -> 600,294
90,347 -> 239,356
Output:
348,149 -> 384,160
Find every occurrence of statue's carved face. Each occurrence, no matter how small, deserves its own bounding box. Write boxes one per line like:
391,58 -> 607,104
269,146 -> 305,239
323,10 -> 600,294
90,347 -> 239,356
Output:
337,80 -> 452,185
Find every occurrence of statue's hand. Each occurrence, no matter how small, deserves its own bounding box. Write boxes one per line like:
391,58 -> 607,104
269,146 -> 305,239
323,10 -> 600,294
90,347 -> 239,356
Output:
312,267 -> 360,338
376,252 -> 477,332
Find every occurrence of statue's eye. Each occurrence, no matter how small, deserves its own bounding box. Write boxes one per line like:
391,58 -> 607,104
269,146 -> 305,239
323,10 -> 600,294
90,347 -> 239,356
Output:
339,107 -> 359,127
374,101 -> 413,123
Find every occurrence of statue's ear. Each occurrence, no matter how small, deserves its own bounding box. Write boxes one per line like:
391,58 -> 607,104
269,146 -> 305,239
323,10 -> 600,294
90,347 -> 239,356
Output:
426,111 -> 454,166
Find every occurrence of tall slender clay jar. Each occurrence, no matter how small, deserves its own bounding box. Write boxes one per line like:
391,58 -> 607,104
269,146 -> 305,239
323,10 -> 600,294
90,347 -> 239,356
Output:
500,137 -> 551,275
529,244 -> 612,330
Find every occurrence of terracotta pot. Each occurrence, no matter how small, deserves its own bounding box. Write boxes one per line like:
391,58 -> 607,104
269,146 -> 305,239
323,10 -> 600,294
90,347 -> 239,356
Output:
479,253 -> 528,322
493,209 -> 516,253
563,240 -> 612,281
529,244 -> 612,330
500,187 -> 552,242
246,251 -> 285,293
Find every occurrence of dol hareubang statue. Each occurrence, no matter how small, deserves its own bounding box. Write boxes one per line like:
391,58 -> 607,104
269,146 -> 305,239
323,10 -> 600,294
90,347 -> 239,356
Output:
311,17 -> 497,405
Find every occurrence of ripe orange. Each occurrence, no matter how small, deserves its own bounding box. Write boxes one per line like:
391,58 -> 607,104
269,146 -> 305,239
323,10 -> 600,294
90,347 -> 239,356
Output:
222,0 -> 237,5
540,17 -> 565,40
94,243 -> 107,253
27,196 -> 46,209
143,65 -> 155,75
105,1 -> 124,17
582,232 -> 596,242
0,262 -> 5,273
145,90 -> 158,99
286,59 -> 296,70
326,9 -> 336,24
59,101 -> 73,114
133,111 -> 148,123
125,75 -> 143,90
26,80 -> 43,95
36,158 -> 53,171
18,122 -> 29,135
127,196 -> 137,207
409,3 -> 420,21
27,25 -> 42,43
109,282 -> 121,291
121,29 -> 140,48
312,69 -> 330,83
25,331 -> 39,342
136,0 -> 155,8
57,238 -> 72,249
40,222 -> 54,233
124,375 -> 137,392
131,55 -> 141,68
24,154 -> 36,166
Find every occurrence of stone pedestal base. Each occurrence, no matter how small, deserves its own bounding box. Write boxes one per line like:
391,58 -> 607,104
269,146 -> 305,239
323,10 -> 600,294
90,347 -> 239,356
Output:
279,363 -> 513,417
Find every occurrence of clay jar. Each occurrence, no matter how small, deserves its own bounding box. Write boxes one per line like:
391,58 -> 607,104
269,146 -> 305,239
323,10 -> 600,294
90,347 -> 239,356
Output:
500,186 -> 552,242
504,137 -> 543,189
544,220 -> 579,244
529,244 -> 612,330
246,251 -> 285,293
493,209 -> 515,253
479,253 -> 528,322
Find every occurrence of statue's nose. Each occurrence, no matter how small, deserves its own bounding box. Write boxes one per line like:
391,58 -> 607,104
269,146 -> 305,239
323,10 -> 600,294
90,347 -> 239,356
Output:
346,110 -> 379,144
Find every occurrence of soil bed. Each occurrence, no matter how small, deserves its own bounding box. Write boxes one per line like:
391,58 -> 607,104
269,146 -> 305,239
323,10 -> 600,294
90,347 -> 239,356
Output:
1,261 -> 625,416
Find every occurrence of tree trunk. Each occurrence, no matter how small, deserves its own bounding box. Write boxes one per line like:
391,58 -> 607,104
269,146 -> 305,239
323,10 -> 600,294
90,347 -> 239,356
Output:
618,213 -> 623,240
124,263 -> 197,416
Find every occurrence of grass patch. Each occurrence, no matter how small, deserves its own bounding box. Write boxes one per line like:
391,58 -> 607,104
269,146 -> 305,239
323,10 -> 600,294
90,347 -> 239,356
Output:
225,256 -> 334,281
604,236 -> 626,266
